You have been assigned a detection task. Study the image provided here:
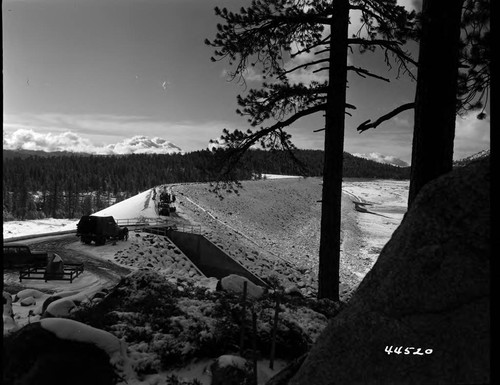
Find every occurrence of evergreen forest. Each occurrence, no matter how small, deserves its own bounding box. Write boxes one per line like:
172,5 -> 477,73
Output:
3,149 -> 410,221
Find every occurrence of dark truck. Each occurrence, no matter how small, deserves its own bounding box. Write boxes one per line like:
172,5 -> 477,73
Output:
76,215 -> 126,245
3,243 -> 48,269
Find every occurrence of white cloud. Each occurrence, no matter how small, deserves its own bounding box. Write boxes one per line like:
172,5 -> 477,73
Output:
284,26 -> 339,86
3,128 -> 98,153
106,136 -> 182,155
398,0 -> 421,12
220,67 -> 265,83
352,152 -> 410,167
2,129 -> 183,155
2,113 -> 244,154
392,115 -> 411,128
284,49 -> 330,85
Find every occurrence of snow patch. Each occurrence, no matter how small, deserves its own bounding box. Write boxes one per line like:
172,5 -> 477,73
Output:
93,188 -> 158,220
216,354 -> 248,369
261,174 -> 302,179
14,289 -> 46,301
40,318 -> 135,381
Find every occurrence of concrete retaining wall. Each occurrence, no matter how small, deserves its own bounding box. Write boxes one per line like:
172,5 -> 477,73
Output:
167,230 -> 267,287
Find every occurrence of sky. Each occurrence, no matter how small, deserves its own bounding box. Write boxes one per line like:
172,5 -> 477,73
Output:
2,0 -> 490,165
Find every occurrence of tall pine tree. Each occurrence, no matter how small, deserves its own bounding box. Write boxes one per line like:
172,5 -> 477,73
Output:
206,0 -> 416,299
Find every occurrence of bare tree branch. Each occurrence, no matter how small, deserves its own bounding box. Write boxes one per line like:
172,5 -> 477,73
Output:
290,35 -> 330,58
357,102 -> 415,132
348,38 -> 418,66
278,58 -> 330,79
347,66 -> 391,82
313,67 -> 329,73
218,104 -> 328,175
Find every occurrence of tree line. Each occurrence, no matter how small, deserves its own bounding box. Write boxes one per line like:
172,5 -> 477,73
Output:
2,149 -> 409,221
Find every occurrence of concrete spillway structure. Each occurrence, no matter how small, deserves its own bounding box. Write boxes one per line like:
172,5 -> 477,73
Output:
162,229 -> 267,287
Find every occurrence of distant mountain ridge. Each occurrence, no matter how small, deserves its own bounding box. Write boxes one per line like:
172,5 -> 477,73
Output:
453,149 -> 490,167
2,144 -> 183,160
2,149 -> 89,159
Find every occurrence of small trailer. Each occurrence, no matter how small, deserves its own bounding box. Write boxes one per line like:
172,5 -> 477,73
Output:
3,243 -> 48,269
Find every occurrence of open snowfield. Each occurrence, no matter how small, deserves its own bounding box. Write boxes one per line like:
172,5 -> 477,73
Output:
3,177 -> 409,385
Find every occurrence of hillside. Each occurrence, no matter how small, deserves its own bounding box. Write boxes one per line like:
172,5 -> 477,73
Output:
453,148 -> 490,167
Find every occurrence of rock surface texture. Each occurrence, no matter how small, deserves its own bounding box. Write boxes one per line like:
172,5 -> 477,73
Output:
2,322 -> 118,385
289,158 -> 490,385
210,355 -> 253,385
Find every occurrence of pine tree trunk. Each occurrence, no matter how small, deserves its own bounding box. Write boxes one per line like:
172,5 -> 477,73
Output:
408,0 -> 464,206
318,0 -> 350,300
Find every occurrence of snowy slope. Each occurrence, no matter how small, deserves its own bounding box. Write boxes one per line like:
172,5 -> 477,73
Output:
93,188 -> 158,220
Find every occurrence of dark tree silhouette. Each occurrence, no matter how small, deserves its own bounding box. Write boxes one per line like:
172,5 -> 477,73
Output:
206,0 -> 416,299
408,0 -> 465,205
355,0 -> 490,206
409,0 -> 490,205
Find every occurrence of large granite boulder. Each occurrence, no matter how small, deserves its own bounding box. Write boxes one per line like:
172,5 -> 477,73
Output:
289,157 -> 490,384
3,322 -> 119,385
211,354 -> 254,385
14,289 -> 45,302
220,274 -> 266,299
3,292 -> 19,336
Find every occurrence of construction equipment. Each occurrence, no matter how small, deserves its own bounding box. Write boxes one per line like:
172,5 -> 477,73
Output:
158,189 -> 176,216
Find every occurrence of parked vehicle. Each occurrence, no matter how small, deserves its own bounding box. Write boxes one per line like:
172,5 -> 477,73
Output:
3,243 -> 48,269
76,215 -> 126,245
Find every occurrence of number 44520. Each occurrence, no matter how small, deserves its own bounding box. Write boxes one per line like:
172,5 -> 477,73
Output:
385,346 -> 433,355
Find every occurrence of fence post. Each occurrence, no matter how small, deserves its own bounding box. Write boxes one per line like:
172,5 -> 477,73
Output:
269,295 -> 281,369
239,281 -> 248,356
252,310 -> 258,385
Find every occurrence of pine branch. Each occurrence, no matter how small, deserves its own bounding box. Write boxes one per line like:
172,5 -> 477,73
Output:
216,104 -> 327,178
269,14 -> 333,26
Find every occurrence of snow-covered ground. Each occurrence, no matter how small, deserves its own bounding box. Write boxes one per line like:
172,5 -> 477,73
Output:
341,179 -> 409,279
3,178 -> 409,385
261,174 -> 302,179
3,218 -> 79,238
2,180 -> 408,240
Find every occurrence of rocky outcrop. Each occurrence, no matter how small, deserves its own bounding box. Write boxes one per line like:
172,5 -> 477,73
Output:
210,355 -> 253,385
14,289 -> 45,302
2,322 -> 118,385
20,296 -> 36,307
3,292 -> 19,336
220,274 -> 266,299
289,157 -> 490,384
